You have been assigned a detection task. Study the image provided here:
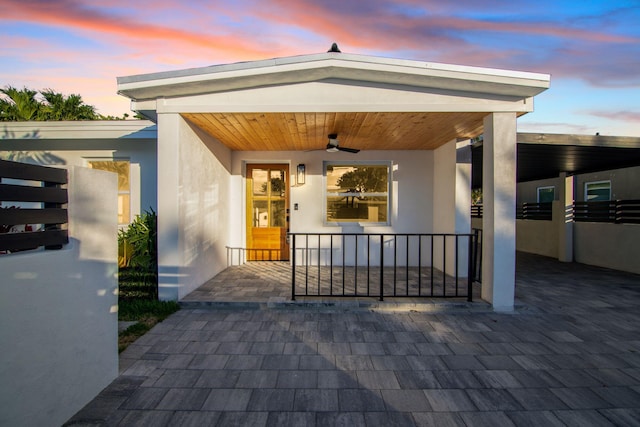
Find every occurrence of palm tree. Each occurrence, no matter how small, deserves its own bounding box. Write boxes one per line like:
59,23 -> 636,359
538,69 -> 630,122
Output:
0,86 -> 101,121
40,89 -> 98,120
0,86 -> 42,121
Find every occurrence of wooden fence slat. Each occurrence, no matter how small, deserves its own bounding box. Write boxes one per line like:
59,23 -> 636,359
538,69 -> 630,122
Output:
0,159 -> 67,184
0,208 -> 67,225
0,184 -> 68,203
0,230 -> 68,251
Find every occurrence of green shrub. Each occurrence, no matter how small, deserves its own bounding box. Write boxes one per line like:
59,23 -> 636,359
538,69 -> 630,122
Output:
118,209 -> 157,271
118,209 -> 158,300
118,299 -> 180,321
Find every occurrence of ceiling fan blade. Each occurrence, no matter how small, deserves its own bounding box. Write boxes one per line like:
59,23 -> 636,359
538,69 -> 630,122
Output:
337,146 -> 360,153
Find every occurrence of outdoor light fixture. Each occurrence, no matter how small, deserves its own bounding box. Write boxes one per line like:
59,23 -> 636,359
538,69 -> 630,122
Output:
296,164 -> 306,185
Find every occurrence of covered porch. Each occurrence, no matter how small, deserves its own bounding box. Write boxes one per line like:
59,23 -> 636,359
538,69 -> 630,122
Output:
117,48 -> 549,311
180,260 -> 485,309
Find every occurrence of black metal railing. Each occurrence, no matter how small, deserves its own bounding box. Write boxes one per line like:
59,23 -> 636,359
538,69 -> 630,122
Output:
574,199 -> 640,224
0,160 -> 68,253
470,228 -> 482,284
289,232 -> 481,302
516,202 -> 552,220
226,246 -> 290,266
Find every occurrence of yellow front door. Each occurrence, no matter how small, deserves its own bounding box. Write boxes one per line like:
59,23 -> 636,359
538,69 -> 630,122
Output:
246,164 -> 289,261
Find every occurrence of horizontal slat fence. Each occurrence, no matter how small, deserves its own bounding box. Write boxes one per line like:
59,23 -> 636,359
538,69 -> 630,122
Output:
517,202 -> 552,220
474,200 -> 639,224
0,159 -> 68,252
574,200 -> 640,224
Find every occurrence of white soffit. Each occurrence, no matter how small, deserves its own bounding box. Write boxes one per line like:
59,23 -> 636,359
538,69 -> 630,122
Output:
117,52 -> 550,102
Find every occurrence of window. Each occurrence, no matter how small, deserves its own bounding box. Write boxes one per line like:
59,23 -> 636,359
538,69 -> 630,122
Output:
537,186 -> 555,203
585,180 -> 611,201
87,160 -> 131,225
325,162 -> 390,224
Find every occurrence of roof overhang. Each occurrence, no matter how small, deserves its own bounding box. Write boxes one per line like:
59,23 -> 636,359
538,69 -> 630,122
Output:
117,51 -> 550,152
472,133 -> 640,187
118,52 -> 549,102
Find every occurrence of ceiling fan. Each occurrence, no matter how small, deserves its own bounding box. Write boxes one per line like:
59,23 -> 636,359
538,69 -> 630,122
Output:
326,133 -> 360,153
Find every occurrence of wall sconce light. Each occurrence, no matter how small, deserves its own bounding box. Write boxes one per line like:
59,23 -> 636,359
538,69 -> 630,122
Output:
296,164 -> 306,186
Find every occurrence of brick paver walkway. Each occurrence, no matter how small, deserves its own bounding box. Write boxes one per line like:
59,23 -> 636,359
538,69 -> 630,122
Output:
66,253 -> 640,426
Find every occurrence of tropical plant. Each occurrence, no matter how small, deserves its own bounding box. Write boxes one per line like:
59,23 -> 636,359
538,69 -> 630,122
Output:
472,188 -> 483,205
39,89 -> 98,120
0,85 -> 141,121
118,209 -> 157,271
0,86 -> 42,121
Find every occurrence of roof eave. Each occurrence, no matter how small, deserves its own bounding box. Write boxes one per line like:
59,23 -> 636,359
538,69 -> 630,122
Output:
117,53 -> 549,102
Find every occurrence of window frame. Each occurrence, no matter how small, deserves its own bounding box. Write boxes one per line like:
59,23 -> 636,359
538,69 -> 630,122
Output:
86,158 -> 131,225
536,186 -> 555,203
584,180 -> 611,201
323,161 -> 392,226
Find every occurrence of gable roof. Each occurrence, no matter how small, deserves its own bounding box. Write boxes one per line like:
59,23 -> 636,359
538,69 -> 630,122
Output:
116,51 -> 550,152
117,52 -> 549,101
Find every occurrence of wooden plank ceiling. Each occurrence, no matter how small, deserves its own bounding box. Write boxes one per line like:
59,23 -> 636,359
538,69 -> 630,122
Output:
182,112 -> 490,151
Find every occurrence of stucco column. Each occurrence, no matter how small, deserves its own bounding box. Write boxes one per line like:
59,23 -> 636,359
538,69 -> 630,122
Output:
157,113 -> 181,301
433,139 -> 472,275
482,113 -> 517,311
558,172 -> 574,262
455,140 -> 472,235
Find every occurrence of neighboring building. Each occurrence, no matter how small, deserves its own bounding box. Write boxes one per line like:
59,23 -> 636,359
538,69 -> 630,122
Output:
1,120 -> 157,227
472,133 -> 640,274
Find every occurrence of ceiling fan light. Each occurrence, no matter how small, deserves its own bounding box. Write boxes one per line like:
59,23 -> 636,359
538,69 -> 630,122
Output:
326,145 -> 339,153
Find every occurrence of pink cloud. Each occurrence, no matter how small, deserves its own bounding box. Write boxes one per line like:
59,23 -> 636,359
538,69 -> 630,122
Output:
586,110 -> 640,122
3,0 -> 638,117
0,0 -> 292,61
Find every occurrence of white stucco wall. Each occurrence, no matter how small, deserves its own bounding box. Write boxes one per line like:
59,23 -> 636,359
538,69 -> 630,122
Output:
0,166 -> 118,427
229,149 -> 435,267
177,118 -> 231,298
156,115 -> 231,300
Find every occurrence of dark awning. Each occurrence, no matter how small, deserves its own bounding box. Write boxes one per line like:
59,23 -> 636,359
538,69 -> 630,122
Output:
472,133 -> 640,188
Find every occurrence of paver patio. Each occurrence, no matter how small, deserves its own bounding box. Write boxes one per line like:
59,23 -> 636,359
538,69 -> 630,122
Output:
65,252 -> 640,426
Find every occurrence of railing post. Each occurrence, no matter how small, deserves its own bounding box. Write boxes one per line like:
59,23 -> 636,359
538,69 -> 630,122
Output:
467,233 -> 473,302
379,234 -> 384,301
291,234 -> 296,301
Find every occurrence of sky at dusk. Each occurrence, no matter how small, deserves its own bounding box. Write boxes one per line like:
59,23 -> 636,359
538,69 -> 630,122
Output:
1,0 -> 638,136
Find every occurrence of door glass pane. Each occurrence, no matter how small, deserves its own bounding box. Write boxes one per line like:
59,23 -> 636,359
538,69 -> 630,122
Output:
252,200 -> 268,227
270,169 -> 286,197
252,169 -> 268,196
270,200 -> 286,227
